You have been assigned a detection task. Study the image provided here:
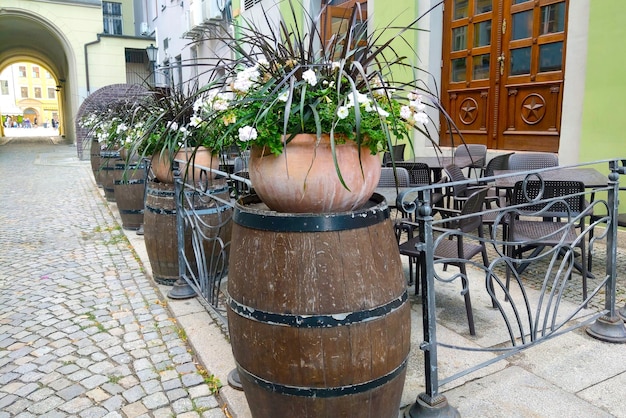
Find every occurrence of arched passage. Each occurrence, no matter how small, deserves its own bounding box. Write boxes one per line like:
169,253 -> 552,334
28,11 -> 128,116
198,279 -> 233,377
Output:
0,7 -> 77,144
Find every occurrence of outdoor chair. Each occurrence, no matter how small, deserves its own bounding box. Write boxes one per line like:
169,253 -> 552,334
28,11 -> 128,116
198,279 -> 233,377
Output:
443,164 -> 499,211
378,167 -> 413,242
382,144 -> 406,165
480,152 -> 515,207
508,152 -> 558,171
506,180 -> 591,302
398,187 -> 491,335
454,144 -> 487,178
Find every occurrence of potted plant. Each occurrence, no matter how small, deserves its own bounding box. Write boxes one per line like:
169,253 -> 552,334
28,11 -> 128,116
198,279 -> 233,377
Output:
191,0 -> 440,213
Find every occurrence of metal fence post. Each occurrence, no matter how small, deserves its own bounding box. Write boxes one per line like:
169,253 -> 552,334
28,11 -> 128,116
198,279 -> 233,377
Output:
168,162 -> 196,299
404,189 -> 460,418
586,159 -> 626,342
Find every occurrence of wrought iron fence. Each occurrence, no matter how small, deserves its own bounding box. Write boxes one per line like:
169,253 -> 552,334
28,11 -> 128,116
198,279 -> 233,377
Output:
170,157 -> 626,416
396,158 -> 626,416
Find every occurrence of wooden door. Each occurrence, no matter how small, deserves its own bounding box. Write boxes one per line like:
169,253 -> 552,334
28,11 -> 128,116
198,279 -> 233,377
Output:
441,0 -> 568,152
322,0 -> 367,54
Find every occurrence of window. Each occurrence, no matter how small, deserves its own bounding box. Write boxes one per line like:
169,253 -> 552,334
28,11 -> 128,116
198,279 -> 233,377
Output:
32,66 -> 40,78
18,66 -> 26,77
48,88 -> 56,99
0,80 -> 8,95
244,0 -> 263,10
46,71 -> 53,79
34,87 -> 42,98
21,86 -> 28,98
103,2 -> 123,35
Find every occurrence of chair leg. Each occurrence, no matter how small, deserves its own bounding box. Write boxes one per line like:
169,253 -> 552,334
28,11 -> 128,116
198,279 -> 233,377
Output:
459,265 -> 476,336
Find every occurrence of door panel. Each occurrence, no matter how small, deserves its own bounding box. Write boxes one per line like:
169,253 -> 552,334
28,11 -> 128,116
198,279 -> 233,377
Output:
441,0 -> 568,152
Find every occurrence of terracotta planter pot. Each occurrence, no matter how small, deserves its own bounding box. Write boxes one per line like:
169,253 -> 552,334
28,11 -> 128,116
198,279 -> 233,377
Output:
176,146 -> 220,186
248,134 -> 381,213
151,146 -> 219,184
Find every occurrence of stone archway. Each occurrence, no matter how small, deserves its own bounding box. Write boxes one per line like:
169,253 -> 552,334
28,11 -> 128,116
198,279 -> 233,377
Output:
75,84 -> 150,159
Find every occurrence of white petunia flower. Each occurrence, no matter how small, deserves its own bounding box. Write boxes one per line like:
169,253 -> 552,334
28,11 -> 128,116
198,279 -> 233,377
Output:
376,107 -> 390,117
400,105 -> 412,120
278,91 -> 289,102
414,112 -> 429,125
190,115 -> 203,127
302,69 -> 317,86
238,126 -> 258,142
337,106 -> 350,120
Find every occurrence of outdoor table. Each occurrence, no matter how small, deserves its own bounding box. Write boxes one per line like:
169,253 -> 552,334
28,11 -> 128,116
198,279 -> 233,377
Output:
493,167 -> 608,191
397,155 -> 479,183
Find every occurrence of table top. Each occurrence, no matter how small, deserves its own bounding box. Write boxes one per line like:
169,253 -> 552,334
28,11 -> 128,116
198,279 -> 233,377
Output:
400,155 -> 478,170
493,167 -> 608,189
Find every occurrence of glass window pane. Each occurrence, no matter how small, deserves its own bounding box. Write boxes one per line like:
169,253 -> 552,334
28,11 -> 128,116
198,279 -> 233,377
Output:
512,10 -> 532,40
453,0 -> 468,20
472,54 -> 490,79
451,58 -> 467,82
514,0 -> 531,3
475,0 -> 492,14
539,41 -> 563,72
510,47 -> 531,76
540,3 -> 566,35
473,20 -> 491,47
452,26 -> 467,51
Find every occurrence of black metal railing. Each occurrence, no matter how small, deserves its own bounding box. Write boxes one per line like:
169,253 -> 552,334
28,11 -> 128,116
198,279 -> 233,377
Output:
397,158 -> 626,417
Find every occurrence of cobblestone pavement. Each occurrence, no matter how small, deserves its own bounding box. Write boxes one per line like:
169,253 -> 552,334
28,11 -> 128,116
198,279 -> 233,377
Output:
0,136 -> 228,417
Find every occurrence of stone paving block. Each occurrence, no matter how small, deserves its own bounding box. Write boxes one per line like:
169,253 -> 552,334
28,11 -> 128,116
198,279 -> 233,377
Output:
121,401 -> 148,417
194,396 -> 219,410
58,396 -> 93,414
57,383 -> 87,401
143,391 -> 169,410
171,397 -> 194,414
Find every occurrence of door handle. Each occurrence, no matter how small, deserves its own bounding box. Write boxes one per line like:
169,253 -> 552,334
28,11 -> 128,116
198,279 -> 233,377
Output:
497,53 -> 505,75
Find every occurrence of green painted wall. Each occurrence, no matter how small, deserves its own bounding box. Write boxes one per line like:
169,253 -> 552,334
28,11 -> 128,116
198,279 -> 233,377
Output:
580,0 -> 626,163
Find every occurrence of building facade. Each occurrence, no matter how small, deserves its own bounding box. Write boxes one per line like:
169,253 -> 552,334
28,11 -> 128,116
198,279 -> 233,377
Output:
1,0 -> 624,169
0,0 -> 156,143
1,62 -> 60,128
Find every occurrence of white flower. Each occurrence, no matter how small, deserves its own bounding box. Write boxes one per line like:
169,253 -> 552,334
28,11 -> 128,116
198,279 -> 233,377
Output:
190,115 -> 203,127
410,99 -> 426,112
302,69 -> 317,86
238,126 -> 258,142
166,121 -> 179,131
414,111 -> 429,125
116,123 -> 128,134
278,91 -> 289,102
376,107 -> 390,118
337,106 -> 350,120
400,105 -> 413,120
331,61 -> 341,71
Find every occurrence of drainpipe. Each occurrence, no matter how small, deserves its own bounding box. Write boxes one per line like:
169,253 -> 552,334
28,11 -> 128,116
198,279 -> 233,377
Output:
84,34 -> 102,95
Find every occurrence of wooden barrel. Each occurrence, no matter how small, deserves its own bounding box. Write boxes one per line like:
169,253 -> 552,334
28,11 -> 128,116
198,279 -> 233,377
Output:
89,139 -> 102,186
227,194 -> 410,418
144,180 -> 232,285
100,151 -> 121,202
113,162 -> 146,230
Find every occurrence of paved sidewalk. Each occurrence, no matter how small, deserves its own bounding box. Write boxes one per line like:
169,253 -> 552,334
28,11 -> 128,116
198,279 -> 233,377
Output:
2,136 -> 626,418
0,136 -> 229,417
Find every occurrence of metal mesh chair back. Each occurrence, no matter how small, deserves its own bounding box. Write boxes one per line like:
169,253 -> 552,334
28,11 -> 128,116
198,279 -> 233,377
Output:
483,152 -> 514,177
508,152 -> 558,171
378,167 -> 410,188
391,162 -> 431,186
511,180 -> 585,218
382,144 -> 406,165
454,144 -> 487,167
444,164 -> 470,197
